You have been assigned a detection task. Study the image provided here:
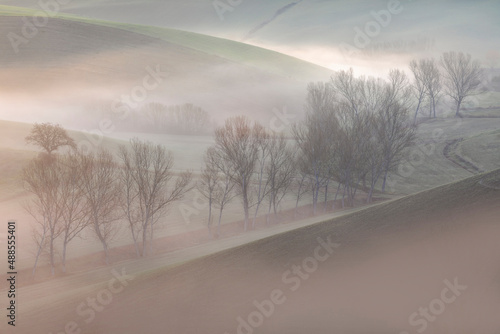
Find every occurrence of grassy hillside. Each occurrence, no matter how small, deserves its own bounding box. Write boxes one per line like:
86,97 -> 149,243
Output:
0,6 -> 332,127
3,0 -> 498,71
0,5 -> 331,80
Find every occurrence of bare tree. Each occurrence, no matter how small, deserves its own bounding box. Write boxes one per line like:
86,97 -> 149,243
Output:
117,146 -> 142,257
409,59 -> 428,123
251,125 -> 273,229
119,139 -> 192,256
214,116 -> 261,231
293,82 -> 337,214
441,51 -> 483,117
197,147 -> 221,235
292,169 -> 311,218
23,151 -> 91,276
139,103 -> 212,135
212,164 -> 237,237
266,132 -> 296,221
58,152 -> 89,273
330,71 -> 381,205
173,103 -> 211,135
22,155 -> 63,276
376,69 -> 416,191
333,103 -> 370,207
25,123 -> 76,155
329,68 -> 416,200
79,149 -> 120,265
419,58 -> 442,118
330,68 -> 362,115
199,146 -> 237,237
141,102 -> 170,132
377,101 -> 417,192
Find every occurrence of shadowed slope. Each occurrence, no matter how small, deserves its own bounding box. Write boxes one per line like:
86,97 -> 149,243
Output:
16,169 -> 500,334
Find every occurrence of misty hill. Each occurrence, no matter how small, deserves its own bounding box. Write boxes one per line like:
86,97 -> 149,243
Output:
18,168 -> 500,333
3,0 -> 499,69
0,6 -> 332,127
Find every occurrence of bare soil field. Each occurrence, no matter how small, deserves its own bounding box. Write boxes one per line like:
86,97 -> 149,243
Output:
4,169 -> 500,334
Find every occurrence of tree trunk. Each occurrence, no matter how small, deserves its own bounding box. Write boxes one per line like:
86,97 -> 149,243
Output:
102,242 -> 109,265
243,190 -> 249,231
294,178 -> 304,218
242,178 -> 249,231
381,169 -> 389,192
252,201 -> 261,229
142,217 -> 149,256
62,240 -> 68,274
131,228 -> 140,258
455,98 -> 463,117
94,219 -> 110,264
266,198 -> 272,225
149,221 -> 154,255
49,235 -> 55,276
414,99 -> 422,124
217,206 -> 224,237
333,182 -> 342,210
207,197 -> 212,235
32,225 -> 47,278
324,182 -> 329,212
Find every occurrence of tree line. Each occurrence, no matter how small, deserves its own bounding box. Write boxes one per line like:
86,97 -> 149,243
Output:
23,124 -> 191,277
22,51 -> 484,275
196,51 -> 484,236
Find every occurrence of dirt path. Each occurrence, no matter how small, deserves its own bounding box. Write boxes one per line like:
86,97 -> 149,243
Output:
443,137 -> 484,174
2,202 -> 382,321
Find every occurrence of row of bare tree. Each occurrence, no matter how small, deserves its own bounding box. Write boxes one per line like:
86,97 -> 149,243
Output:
23,125 -> 191,276
196,52 -> 484,237
198,117 -> 297,235
197,68 -> 416,234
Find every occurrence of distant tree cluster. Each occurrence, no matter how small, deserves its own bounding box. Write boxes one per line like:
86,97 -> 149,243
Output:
409,51 -> 484,119
139,102 -> 212,135
23,124 -> 191,277
295,68 -> 416,212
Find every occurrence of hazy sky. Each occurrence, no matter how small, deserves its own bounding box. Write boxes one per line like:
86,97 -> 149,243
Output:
2,0 -> 497,70
1,0 -> 498,126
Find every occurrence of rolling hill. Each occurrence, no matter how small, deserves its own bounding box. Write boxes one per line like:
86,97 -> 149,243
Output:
2,0 -> 498,72
0,5 -> 332,129
10,168 -> 500,333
